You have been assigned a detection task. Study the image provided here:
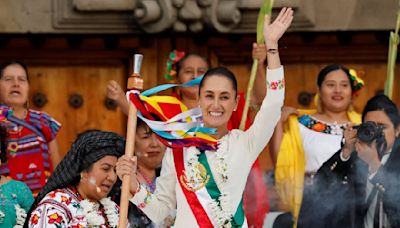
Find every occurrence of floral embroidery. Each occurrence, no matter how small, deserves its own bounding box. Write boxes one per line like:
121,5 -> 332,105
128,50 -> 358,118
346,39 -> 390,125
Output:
71,225 -> 85,228
312,122 -> 326,132
48,212 -> 63,224
61,196 -> 71,205
48,189 -> 64,198
299,115 -> 348,135
267,79 -> 285,90
31,214 -> 39,225
137,189 -> 152,209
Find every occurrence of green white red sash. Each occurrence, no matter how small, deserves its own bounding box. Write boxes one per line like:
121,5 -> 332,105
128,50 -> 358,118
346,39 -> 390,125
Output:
173,148 -> 246,227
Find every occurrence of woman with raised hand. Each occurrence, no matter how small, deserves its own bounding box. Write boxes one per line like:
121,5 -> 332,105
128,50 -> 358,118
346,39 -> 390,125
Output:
116,7 -> 292,227
0,60 -> 62,194
106,22 -> 271,228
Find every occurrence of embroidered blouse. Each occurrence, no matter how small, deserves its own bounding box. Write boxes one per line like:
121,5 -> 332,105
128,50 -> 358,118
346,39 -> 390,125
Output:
298,115 -> 348,172
28,187 -> 118,228
129,67 -> 285,227
0,104 -> 61,192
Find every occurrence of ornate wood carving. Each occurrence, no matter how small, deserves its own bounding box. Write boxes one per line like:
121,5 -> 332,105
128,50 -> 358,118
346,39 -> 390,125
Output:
53,0 -> 314,33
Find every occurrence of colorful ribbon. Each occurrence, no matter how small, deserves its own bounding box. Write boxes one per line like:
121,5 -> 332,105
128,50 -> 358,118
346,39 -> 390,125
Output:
128,76 -> 218,150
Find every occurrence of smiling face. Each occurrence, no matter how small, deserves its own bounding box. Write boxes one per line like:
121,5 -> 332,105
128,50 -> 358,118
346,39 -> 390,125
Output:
363,110 -> 400,152
198,74 -> 238,135
177,55 -> 208,100
318,69 -> 352,113
135,125 -> 166,169
79,155 -> 118,201
0,64 -> 29,108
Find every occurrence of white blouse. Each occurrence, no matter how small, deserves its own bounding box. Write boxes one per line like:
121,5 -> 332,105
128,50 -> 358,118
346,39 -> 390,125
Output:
130,67 -> 285,228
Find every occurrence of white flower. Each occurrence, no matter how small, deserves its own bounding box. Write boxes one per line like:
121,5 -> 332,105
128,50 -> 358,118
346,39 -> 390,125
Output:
80,199 -> 103,226
13,204 -> 26,228
100,198 -> 118,227
80,198 -> 118,228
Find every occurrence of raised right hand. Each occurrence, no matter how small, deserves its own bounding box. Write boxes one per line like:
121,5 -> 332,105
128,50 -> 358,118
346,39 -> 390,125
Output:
263,7 -> 294,47
106,80 -> 125,102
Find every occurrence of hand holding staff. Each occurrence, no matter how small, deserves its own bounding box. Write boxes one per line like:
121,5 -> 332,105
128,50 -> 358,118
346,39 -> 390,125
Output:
118,54 -> 143,227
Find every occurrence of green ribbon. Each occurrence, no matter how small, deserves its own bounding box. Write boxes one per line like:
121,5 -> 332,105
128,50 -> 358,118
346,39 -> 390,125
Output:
198,152 -> 245,227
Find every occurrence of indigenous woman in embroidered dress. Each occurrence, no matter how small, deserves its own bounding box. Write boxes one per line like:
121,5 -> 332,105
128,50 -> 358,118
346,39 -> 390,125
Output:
0,60 -> 61,193
25,130 -> 125,227
0,124 -> 34,227
116,7 -> 292,228
272,64 -> 364,225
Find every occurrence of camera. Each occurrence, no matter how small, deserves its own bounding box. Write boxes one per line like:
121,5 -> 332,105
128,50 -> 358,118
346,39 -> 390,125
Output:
353,121 -> 384,144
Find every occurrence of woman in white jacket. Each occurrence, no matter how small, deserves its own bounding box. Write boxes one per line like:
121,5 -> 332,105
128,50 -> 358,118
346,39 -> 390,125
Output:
117,7 -> 293,227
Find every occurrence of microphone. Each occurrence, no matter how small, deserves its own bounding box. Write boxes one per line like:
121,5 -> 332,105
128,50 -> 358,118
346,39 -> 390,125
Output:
88,176 -> 102,193
135,151 -> 148,158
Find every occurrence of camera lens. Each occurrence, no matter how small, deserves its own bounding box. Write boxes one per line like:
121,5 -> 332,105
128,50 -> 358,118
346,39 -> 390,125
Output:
356,121 -> 380,144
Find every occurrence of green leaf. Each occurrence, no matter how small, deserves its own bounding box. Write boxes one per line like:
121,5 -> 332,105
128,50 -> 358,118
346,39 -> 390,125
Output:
256,0 -> 274,44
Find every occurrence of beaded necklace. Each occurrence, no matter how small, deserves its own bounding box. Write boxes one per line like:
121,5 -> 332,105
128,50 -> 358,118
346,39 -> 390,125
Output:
137,167 -> 156,193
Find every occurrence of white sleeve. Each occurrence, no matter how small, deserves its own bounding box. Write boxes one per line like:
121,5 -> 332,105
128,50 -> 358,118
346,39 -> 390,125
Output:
129,149 -> 177,224
242,66 -> 285,161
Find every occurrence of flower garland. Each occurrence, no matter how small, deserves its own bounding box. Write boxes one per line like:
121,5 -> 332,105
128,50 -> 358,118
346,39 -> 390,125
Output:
100,198 -> 119,227
80,197 -> 118,227
0,192 -> 26,228
14,204 -> 26,228
184,136 -> 233,227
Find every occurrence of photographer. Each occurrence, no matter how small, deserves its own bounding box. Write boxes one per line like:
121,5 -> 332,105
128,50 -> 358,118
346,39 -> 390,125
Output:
298,95 -> 400,228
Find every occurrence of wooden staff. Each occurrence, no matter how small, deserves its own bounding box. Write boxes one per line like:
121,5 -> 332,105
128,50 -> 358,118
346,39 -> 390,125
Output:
119,54 -> 143,227
239,0 -> 274,130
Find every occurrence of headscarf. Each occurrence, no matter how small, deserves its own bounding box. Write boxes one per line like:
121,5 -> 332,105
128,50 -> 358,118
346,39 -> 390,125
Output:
25,130 -> 125,226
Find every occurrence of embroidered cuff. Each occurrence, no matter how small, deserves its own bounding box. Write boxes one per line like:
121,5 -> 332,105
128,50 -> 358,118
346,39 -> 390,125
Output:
130,184 -> 152,209
267,79 -> 285,90
266,66 -> 284,90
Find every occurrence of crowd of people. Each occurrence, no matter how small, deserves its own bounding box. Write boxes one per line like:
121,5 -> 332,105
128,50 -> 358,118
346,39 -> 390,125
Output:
0,6 -> 399,228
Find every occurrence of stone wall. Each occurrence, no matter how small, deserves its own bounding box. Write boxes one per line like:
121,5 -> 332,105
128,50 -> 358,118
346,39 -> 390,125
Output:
0,0 -> 397,33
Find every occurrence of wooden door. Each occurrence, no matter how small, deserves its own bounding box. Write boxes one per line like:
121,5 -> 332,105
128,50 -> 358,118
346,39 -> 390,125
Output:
28,65 -> 127,156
